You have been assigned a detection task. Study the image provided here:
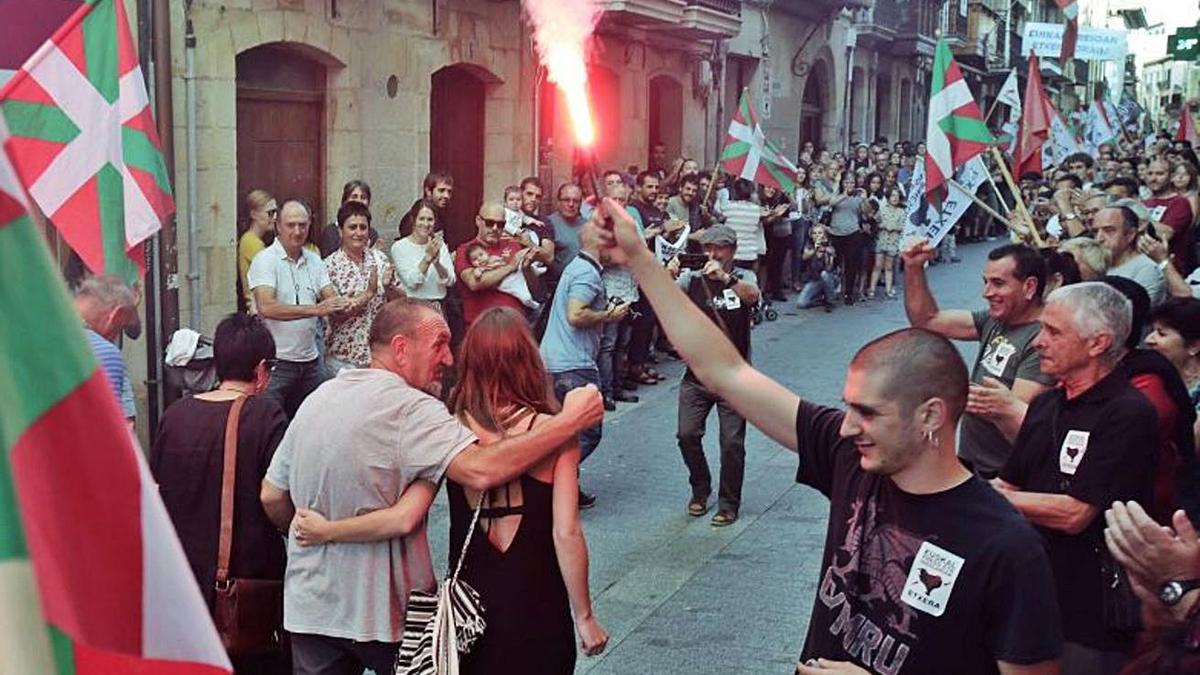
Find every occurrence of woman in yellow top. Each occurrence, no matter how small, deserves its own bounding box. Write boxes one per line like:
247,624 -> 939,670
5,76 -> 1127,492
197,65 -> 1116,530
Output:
238,189 -> 277,311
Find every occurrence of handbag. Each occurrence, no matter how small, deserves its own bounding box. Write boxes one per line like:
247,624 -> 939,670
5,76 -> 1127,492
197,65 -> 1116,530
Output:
212,395 -> 285,656
395,494 -> 487,675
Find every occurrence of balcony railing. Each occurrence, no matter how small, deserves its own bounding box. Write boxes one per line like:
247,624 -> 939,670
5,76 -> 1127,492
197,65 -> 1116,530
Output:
686,0 -> 740,14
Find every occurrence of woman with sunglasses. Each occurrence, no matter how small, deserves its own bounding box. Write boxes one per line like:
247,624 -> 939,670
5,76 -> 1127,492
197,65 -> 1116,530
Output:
238,189 -> 277,312
151,313 -> 290,673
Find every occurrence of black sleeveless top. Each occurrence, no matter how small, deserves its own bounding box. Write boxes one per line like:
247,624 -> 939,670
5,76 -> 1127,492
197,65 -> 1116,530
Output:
446,413 -> 575,673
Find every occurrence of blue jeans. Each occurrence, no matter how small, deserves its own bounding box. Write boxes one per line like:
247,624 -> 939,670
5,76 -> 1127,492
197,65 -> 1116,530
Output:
797,271 -> 837,308
265,358 -> 328,420
551,368 -> 602,462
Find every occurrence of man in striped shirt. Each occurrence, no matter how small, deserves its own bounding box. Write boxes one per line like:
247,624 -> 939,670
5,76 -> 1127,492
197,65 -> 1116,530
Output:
73,274 -> 138,429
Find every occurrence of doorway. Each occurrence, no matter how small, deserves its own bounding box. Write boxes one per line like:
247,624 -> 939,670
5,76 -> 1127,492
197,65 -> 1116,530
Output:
236,44 -> 326,234
430,65 -> 489,248
648,75 -> 683,173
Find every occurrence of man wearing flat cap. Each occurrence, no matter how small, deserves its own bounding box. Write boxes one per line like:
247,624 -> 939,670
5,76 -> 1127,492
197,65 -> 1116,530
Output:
665,225 -> 760,526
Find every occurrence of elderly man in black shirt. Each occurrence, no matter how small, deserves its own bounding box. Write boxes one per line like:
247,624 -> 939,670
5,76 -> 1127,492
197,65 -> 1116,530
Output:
595,199 -> 1063,675
996,282 -> 1159,675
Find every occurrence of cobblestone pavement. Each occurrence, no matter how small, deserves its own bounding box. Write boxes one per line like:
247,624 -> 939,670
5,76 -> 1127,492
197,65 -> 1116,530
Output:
424,239 -> 993,675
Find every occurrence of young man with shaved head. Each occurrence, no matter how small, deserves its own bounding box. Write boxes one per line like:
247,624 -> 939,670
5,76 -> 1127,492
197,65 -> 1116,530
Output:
594,199 -> 1062,675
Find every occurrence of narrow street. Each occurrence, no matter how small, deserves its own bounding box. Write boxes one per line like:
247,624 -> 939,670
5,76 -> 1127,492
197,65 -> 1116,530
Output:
426,240 -> 994,674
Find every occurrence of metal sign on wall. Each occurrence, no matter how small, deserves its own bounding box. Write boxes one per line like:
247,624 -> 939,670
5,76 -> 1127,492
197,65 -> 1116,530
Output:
1168,27 -> 1200,61
1021,23 -> 1128,61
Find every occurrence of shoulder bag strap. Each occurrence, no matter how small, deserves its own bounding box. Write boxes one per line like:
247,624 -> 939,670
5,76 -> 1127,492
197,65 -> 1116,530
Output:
698,275 -> 732,335
215,395 -> 248,587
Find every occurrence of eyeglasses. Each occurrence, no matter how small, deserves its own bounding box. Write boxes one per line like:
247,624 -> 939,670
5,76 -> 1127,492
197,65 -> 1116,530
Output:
267,208 -> 277,216
481,218 -> 505,229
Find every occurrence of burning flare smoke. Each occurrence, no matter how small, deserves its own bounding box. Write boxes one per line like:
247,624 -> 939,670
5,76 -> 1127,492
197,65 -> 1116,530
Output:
522,0 -> 602,147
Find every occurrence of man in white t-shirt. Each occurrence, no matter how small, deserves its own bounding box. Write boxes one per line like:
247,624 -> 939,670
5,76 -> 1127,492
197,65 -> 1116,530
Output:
248,200 -> 350,418
260,299 -> 603,674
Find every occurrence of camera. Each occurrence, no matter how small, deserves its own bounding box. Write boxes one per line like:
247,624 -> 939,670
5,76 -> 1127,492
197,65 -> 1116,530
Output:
677,253 -> 708,270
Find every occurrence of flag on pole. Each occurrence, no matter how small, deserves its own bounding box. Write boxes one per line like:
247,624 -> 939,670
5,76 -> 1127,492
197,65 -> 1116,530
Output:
1084,99 -> 1119,153
1178,104 -> 1199,149
0,117 -> 231,674
720,89 -> 798,194
924,38 -> 993,207
1044,103 -> 1082,169
997,68 -> 1021,111
0,0 -> 174,286
1014,52 -> 1053,179
1056,0 -> 1079,62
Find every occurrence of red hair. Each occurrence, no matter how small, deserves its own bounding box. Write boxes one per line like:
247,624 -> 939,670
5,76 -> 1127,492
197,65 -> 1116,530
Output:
450,307 -> 560,434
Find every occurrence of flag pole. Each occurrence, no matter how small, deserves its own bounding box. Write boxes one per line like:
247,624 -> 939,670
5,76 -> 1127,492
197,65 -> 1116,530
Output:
947,178 -> 1010,226
989,146 -> 1046,248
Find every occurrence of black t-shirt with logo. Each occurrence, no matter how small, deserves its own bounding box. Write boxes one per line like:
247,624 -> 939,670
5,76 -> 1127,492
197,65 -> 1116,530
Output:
794,401 -> 1062,674
680,270 -> 753,384
999,369 -> 1158,649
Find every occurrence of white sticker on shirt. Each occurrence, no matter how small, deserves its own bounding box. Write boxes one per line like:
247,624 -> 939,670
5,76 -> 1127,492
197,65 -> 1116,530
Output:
721,288 -> 742,310
1149,205 -> 1166,223
1059,430 -> 1090,475
902,541 -> 965,617
980,338 -> 1017,378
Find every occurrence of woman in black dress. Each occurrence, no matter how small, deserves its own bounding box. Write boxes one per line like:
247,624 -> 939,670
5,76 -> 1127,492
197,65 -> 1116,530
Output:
291,307 -> 608,671
151,313 -> 289,674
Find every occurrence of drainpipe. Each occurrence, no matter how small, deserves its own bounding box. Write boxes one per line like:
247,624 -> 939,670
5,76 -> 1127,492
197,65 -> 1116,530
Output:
152,0 -> 179,413
184,12 -> 200,330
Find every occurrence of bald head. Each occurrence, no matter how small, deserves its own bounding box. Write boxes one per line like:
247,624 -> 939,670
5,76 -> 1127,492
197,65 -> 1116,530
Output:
850,328 -> 969,421
369,298 -> 443,352
276,200 -> 312,256
476,202 -> 505,243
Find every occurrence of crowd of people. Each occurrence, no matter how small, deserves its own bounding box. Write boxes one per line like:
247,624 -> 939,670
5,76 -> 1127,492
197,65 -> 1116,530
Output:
115,125 -> 1200,675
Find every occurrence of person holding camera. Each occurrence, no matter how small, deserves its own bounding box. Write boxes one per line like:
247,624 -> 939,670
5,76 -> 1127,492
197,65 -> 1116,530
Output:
666,225 -> 759,526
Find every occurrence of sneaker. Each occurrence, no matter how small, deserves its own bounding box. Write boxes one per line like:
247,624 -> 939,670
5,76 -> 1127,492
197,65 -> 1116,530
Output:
711,510 -> 738,527
578,490 -> 597,510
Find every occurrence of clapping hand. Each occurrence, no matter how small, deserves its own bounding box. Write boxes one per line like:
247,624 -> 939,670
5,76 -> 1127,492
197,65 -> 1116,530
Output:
966,377 -> 1017,419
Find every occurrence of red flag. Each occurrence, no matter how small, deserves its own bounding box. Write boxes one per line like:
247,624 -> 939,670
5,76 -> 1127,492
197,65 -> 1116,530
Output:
1013,52 -> 1053,179
1056,0 -> 1078,62
1178,104 -> 1199,149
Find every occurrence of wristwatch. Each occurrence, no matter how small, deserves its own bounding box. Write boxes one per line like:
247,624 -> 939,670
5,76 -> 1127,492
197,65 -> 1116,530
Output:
1159,579 -> 1200,606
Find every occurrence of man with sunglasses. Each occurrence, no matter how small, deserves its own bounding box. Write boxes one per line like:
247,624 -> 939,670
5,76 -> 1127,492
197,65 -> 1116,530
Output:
454,202 -> 531,326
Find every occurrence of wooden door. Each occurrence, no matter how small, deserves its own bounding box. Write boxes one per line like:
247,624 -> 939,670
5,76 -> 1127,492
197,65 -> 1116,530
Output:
430,66 -> 486,249
236,45 -> 325,233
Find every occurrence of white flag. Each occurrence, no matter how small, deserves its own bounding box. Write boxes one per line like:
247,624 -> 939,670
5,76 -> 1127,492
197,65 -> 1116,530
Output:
1043,108 -> 1081,169
997,69 -> 1021,112
903,155 -> 990,249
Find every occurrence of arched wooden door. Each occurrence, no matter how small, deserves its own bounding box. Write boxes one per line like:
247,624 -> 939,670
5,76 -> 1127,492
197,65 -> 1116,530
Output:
236,44 -> 326,233
800,66 -> 825,149
430,65 -> 488,248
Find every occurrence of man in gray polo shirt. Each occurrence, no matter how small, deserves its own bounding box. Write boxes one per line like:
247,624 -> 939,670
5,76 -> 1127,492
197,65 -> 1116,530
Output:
260,299 -> 602,674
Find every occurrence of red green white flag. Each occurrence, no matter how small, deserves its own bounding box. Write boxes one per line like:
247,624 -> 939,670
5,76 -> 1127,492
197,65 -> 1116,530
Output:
0,0 -> 174,286
924,38 -> 993,207
720,89 -> 799,194
0,118 -> 229,673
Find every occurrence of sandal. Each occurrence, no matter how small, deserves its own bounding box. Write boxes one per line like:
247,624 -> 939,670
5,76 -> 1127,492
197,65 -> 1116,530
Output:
687,497 -> 709,517
710,510 -> 738,527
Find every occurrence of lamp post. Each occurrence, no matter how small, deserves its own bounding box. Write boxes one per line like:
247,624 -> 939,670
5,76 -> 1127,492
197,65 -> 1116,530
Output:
843,23 -> 858,152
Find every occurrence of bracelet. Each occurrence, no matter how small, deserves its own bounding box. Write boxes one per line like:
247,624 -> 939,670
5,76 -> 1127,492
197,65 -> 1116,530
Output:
1159,257 -> 1173,271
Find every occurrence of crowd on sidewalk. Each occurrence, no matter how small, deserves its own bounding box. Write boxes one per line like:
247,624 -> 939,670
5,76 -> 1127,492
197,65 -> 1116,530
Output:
62,126 -> 1200,674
